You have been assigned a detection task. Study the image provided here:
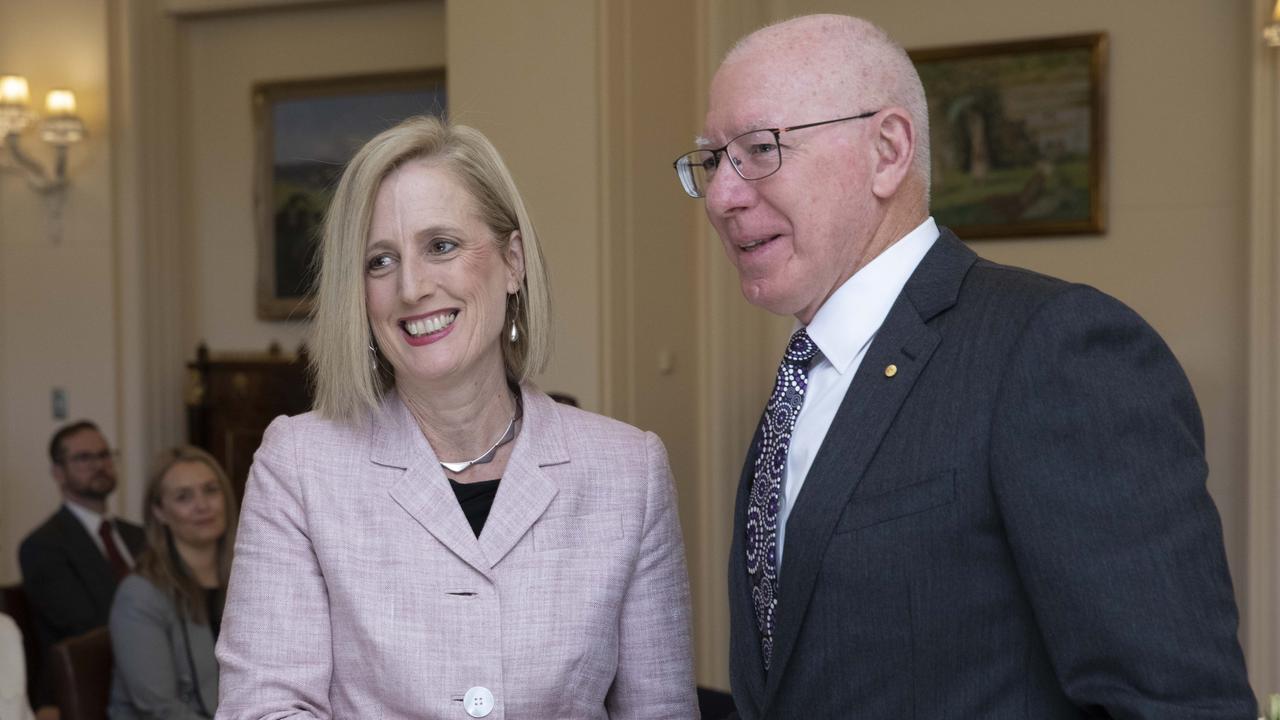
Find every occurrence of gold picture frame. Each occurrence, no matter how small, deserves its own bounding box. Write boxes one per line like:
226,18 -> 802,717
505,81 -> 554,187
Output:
253,69 -> 446,320
909,33 -> 1108,239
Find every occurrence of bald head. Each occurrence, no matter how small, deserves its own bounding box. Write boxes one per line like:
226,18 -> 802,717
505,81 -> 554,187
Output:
721,14 -> 930,190
699,13 -> 932,320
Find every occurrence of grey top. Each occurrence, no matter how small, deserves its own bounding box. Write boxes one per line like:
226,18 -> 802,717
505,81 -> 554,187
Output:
108,574 -> 218,720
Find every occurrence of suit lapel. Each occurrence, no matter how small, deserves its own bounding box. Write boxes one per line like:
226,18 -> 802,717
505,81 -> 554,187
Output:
761,230 -> 976,708
477,388 -> 564,568
377,394 -> 496,579
729,419 -> 768,711
55,507 -> 115,613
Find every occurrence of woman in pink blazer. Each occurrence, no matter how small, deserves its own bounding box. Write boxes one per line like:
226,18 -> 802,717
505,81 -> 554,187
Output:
215,117 -> 697,719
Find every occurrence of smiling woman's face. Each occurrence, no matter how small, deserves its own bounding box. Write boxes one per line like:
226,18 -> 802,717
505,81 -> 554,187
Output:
153,461 -> 226,548
363,159 -> 524,391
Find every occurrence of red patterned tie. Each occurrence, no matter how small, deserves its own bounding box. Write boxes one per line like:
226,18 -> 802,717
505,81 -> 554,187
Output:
747,328 -> 817,670
98,520 -> 130,581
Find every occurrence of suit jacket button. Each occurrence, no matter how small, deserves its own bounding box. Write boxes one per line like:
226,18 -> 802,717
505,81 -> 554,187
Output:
885,364 -> 898,378
464,686 -> 494,717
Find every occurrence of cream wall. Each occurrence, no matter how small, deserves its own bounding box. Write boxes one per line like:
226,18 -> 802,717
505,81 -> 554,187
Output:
447,1 -> 604,409
184,0 -> 605,404
0,0 -> 120,584
181,0 -> 445,354
1248,0 -> 1280,695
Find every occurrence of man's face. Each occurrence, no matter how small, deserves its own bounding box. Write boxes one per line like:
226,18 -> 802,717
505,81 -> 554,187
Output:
702,47 -> 880,323
53,429 -> 117,504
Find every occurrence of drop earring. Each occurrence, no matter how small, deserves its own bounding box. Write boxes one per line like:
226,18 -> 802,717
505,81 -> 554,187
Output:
368,342 -> 379,371
508,292 -> 521,344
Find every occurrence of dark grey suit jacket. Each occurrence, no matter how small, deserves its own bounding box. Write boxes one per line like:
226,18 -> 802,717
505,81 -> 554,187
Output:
728,229 -> 1254,719
19,505 -> 145,706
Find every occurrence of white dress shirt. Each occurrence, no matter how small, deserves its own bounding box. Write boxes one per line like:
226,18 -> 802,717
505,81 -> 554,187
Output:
776,217 -> 939,568
64,501 -> 136,567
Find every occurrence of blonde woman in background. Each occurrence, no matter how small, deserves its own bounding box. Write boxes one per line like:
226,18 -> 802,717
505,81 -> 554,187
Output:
109,446 -> 236,719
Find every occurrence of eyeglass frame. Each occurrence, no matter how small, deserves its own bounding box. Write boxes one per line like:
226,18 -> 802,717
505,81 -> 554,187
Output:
672,110 -> 881,199
62,448 -> 119,467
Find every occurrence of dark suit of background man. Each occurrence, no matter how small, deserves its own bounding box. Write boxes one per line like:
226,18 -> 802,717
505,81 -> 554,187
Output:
18,420 -> 144,708
674,13 -> 1255,719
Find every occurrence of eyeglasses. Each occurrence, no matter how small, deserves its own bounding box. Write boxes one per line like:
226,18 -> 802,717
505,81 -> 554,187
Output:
672,111 -> 880,199
64,449 -> 118,467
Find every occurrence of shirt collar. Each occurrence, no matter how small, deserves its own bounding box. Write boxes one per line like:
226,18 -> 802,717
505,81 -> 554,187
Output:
64,500 -> 111,530
805,216 -> 939,374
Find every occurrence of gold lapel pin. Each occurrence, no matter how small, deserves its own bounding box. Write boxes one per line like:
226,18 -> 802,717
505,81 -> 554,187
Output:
884,364 -> 898,378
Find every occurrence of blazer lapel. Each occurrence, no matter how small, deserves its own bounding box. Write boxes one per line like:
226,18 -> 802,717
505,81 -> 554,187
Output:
376,386 -> 565,575
376,394 -> 495,579
761,230 -> 976,708
181,614 -> 219,704
477,387 -> 564,568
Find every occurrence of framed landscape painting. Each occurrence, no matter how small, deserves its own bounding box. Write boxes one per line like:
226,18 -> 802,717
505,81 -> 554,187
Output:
254,69 -> 446,320
909,34 -> 1107,239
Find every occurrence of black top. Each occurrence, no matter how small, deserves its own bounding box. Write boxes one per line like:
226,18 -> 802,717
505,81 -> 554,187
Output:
449,478 -> 501,537
204,587 -> 224,639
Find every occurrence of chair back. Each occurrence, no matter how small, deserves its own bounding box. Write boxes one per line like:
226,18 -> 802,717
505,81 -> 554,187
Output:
50,626 -> 112,720
0,583 -> 40,705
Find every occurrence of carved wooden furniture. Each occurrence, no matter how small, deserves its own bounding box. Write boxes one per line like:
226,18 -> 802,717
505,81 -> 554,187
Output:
186,343 -> 312,502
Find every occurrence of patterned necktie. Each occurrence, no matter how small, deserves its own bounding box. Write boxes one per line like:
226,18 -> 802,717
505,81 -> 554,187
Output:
747,328 -> 818,670
98,520 -> 130,582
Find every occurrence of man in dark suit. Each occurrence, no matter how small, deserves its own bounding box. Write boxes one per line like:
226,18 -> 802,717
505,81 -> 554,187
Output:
674,13 -> 1255,719
19,420 -> 144,708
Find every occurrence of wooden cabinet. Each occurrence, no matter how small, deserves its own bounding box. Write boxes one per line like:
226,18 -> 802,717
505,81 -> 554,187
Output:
186,343 -> 312,502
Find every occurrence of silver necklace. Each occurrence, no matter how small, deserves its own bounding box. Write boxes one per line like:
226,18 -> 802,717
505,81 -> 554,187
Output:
440,411 -> 519,473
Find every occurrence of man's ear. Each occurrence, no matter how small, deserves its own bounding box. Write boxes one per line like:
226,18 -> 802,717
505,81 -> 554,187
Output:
505,230 -> 526,294
870,108 -> 916,200
51,462 -> 66,488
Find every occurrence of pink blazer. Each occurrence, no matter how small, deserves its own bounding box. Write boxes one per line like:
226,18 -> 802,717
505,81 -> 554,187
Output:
215,385 -> 697,719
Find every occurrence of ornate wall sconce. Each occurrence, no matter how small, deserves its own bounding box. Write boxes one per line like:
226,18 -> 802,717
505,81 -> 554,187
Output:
0,75 -> 86,224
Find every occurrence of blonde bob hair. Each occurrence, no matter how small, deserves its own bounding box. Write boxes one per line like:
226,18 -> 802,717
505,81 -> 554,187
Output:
136,445 -> 238,624
309,116 -> 551,422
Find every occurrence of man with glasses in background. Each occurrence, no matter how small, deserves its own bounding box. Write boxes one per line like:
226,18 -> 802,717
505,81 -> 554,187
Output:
676,13 -> 1254,719
19,420 -> 144,709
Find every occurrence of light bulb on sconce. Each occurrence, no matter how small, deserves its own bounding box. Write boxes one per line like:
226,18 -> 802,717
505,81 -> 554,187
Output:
38,89 -> 86,151
0,74 -> 86,213
44,89 -> 76,116
0,75 -> 35,135
0,76 -> 32,105
1266,0 -> 1280,47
